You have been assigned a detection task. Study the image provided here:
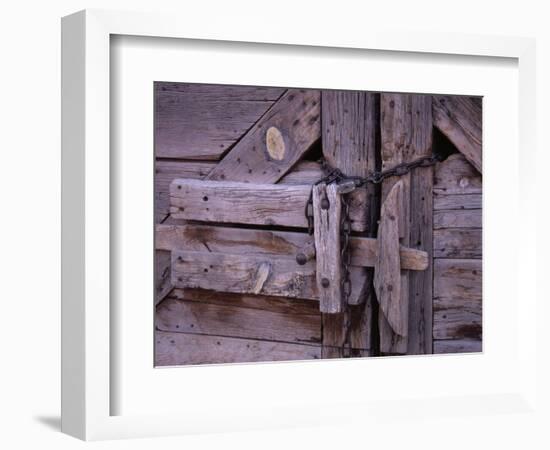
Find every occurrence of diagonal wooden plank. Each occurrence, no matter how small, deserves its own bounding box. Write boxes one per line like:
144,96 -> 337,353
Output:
432,95 -> 482,173
169,179 -> 368,231
205,89 -> 321,183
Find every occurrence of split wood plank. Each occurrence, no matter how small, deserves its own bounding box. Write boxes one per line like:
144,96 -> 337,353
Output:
155,250 -> 172,305
434,192 -> 482,210
432,95 -> 482,173
312,183 -> 343,313
156,224 -> 428,270
169,179 -> 367,231
320,91 -> 378,357
171,250 -> 367,303
155,330 -> 321,366
157,296 -> 321,344
205,89 -> 321,183
433,228 -> 482,259
433,339 -> 482,354
155,83 -> 285,160
374,180 -> 407,336
434,209 -> 482,229
434,153 -> 482,195
379,93 -> 433,354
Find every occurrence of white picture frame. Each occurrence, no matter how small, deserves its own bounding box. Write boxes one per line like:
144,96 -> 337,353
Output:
61,9 -> 538,441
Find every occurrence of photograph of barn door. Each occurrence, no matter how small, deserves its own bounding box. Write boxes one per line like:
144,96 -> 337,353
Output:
154,83 -> 482,366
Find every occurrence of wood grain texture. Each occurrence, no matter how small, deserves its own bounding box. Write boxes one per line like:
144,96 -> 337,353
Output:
433,339 -> 482,354
205,89 -> 321,182
434,209 -> 482,229
169,179 -> 367,231
434,154 -> 482,195
433,299 -> 481,340
379,93 -> 433,354
157,295 -> 321,344
156,330 -> 320,366
320,91 -> 378,357
313,183 -> 343,313
432,95 -> 482,173
375,180 -> 407,336
155,160 -> 215,222
434,193 -> 482,210
155,250 -> 172,305
156,224 -> 428,270
155,83 -> 285,160
433,228 -> 482,259
278,161 -> 323,184
434,258 -> 482,303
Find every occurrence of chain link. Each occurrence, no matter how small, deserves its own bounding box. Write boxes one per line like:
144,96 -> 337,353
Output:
305,152 -> 443,357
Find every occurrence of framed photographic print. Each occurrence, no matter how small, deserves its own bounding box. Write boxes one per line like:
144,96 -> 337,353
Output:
62,8 -> 538,441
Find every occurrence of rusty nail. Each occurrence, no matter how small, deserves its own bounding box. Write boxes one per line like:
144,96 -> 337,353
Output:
321,278 -> 330,288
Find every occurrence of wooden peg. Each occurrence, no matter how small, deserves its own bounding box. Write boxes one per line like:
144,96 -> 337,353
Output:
295,241 -> 316,265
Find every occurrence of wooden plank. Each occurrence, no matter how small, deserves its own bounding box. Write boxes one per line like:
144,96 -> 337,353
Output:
155,250 -> 172,305
434,209 -> 482,229
155,160 -> 215,222
205,89 -> 321,182
433,339 -> 482,354
313,183 -> 343,313
433,228 -> 482,259
156,224 -> 428,270
155,330 -> 321,366
169,179 -> 367,231
320,91 -> 378,358
433,299 -> 482,340
278,161 -> 323,184
157,296 -> 321,344
432,95 -> 482,173
171,250 -> 367,303
434,154 -> 482,195
379,93 -> 433,354
434,259 -> 482,302
374,180 -> 407,336
434,192 -> 482,210
155,83 -> 285,160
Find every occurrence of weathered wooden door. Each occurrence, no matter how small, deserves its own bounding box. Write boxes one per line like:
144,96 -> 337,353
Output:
155,85 -> 482,364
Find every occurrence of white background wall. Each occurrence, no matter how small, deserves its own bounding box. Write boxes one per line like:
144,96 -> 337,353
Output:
0,1 -> 548,448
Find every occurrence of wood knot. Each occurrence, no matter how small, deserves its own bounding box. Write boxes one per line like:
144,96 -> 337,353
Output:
266,126 -> 286,161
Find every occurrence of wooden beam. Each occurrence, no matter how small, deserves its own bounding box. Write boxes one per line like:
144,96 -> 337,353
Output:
379,93 -> 433,354
434,193 -> 482,210
312,183 -> 343,313
433,339 -> 481,354
205,89 -> 321,183
157,294 -> 321,344
169,179 -> 367,231
155,250 -> 172,305
433,228 -> 482,259
156,223 -> 428,270
434,153 -> 482,195
156,330 -> 320,366
374,180 -> 407,336
155,83 -> 285,160
432,95 -> 482,173
320,91 -> 378,357
434,209 -> 482,229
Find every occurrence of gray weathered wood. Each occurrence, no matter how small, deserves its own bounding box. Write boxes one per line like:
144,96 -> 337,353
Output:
279,161 -> 323,184
205,89 -> 321,183
434,193 -> 482,210
156,330 -> 320,366
155,250 -> 172,305
320,91 -> 378,357
374,180 -> 407,336
155,83 -> 285,160
169,179 -> 367,231
433,299 -> 481,340
434,258 -> 482,303
434,153 -> 482,195
433,228 -> 482,259
156,224 -> 428,270
157,295 -> 321,344
313,183 -> 343,313
432,95 -> 482,173
433,339 -> 482,354
379,93 -> 433,354
434,209 -> 482,229
155,160 -> 215,222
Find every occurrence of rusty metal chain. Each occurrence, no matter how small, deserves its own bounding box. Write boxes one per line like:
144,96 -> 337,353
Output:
305,152 -> 443,357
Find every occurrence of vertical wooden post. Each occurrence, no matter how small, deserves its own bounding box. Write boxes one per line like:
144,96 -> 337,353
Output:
379,93 -> 433,354
312,183 -> 344,313
321,91 -> 378,357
